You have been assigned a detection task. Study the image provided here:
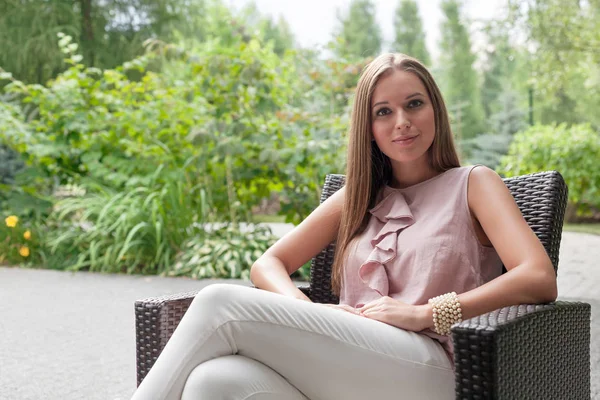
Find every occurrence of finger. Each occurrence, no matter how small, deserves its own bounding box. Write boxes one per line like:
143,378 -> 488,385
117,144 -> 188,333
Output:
360,305 -> 382,315
360,310 -> 381,321
358,301 -> 380,312
362,309 -> 386,322
339,305 -> 360,314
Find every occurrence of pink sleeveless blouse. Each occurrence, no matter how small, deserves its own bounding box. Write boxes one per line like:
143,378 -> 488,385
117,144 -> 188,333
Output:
339,165 -> 504,367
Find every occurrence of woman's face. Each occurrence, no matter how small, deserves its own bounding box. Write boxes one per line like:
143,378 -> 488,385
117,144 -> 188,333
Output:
370,69 -> 435,167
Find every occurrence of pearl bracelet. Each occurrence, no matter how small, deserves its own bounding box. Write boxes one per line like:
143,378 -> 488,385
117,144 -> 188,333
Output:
428,292 -> 462,336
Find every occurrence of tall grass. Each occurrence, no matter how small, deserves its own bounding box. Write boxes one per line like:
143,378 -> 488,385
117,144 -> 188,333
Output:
45,177 -> 207,274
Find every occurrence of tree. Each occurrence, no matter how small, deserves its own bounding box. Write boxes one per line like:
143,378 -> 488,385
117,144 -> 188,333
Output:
261,15 -> 295,56
507,0 -> 600,127
479,20 -> 531,120
463,90 -> 528,169
332,0 -> 382,60
438,0 -> 485,143
508,0 -> 599,91
467,21 -> 530,169
0,0 -> 212,83
239,2 -> 295,55
392,0 -> 431,65
0,0 -> 78,84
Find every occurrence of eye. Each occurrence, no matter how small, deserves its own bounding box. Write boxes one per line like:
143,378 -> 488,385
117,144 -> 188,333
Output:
407,99 -> 424,109
375,107 -> 391,117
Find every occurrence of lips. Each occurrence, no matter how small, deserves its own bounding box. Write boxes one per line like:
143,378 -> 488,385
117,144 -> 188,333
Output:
392,135 -> 418,142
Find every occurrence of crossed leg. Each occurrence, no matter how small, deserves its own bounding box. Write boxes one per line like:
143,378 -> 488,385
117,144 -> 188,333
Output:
133,283 -> 454,400
181,355 -> 309,400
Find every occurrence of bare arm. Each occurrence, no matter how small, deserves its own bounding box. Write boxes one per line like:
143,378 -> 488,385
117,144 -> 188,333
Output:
418,166 -> 558,326
250,187 -> 345,302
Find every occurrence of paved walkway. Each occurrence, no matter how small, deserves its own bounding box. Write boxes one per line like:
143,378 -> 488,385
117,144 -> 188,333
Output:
0,231 -> 598,400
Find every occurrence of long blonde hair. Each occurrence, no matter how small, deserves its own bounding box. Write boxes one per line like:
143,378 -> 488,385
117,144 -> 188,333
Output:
331,53 -> 461,296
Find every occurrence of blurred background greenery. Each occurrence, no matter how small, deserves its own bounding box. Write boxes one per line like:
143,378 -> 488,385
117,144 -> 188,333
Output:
0,0 -> 598,280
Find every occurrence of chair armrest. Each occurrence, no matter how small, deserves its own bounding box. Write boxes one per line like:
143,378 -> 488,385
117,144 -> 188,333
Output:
451,301 -> 591,400
135,291 -> 199,386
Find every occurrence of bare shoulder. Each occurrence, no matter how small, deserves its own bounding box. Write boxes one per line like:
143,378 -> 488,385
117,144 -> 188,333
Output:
467,165 -> 517,221
466,165 -> 552,272
468,164 -> 505,188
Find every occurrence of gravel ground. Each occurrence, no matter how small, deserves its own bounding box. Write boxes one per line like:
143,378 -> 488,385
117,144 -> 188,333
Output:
0,231 -> 597,400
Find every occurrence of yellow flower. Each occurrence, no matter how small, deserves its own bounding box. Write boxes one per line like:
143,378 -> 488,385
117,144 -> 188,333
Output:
5,215 -> 18,228
23,230 -> 31,240
19,246 -> 30,257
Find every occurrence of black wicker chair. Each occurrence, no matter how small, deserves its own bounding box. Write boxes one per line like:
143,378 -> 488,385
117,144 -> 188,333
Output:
135,170 -> 591,399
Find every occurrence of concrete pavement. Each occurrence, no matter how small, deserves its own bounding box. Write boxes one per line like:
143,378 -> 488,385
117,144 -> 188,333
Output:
0,231 -> 598,400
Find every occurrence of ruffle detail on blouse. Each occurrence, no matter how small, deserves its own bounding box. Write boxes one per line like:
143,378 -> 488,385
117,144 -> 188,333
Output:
358,191 -> 415,296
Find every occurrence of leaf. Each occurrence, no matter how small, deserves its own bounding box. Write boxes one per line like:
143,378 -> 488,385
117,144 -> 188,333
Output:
116,222 -> 149,262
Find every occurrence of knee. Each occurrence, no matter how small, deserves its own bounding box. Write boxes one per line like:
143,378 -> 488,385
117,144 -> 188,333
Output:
181,356 -> 253,399
193,283 -> 241,306
181,358 -> 223,399
189,283 -> 251,319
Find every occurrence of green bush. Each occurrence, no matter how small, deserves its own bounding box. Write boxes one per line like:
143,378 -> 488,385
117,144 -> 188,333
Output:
497,123 -> 600,216
169,224 -> 276,279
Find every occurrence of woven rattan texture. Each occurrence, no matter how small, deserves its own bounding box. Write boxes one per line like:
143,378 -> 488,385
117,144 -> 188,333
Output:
309,174 -> 345,304
135,291 -> 198,386
501,171 -> 568,273
453,302 -> 591,399
495,302 -> 590,399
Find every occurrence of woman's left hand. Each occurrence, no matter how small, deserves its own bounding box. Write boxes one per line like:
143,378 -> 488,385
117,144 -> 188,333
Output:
357,296 -> 431,332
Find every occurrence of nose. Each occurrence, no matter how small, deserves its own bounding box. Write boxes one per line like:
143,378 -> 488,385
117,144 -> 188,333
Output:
395,111 -> 411,130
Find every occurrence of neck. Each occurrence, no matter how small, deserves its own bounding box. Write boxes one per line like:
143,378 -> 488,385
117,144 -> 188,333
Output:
389,159 -> 438,189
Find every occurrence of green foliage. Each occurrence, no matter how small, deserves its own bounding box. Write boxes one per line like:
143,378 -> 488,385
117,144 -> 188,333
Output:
479,21 -> 530,120
0,0 -> 78,84
439,0 -> 485,142
0,144 -> 24,185
507,0 -> 600,127
169,224 -> 276,279
238,2 -> 295,55
0,0 -> 176,83
44,173 -> 207,273
497,124 -> 600,215
508,0 -> 600,94
462,132 -> 514,170
262,16 -> 295,56
463,90 -> 527,169
0,28 -> 359,277
392,0 -> 431,65
0,0 -> 298,85
0,95 -> 53,218
332,0 -> 382,60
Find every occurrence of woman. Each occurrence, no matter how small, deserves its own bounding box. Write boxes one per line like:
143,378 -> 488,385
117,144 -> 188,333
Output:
132,53 -> 557,400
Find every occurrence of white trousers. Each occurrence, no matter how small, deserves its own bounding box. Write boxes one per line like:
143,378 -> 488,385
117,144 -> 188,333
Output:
131,283 -> 454,400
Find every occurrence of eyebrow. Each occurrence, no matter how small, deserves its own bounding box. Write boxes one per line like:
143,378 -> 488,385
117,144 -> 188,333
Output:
372,92 -> 424,109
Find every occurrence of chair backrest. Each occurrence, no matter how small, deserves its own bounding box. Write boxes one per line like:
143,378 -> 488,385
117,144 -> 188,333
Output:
308,170 -> 568,304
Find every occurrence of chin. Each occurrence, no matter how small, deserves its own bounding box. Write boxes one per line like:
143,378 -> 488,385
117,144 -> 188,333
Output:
385,150 -> 430,165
